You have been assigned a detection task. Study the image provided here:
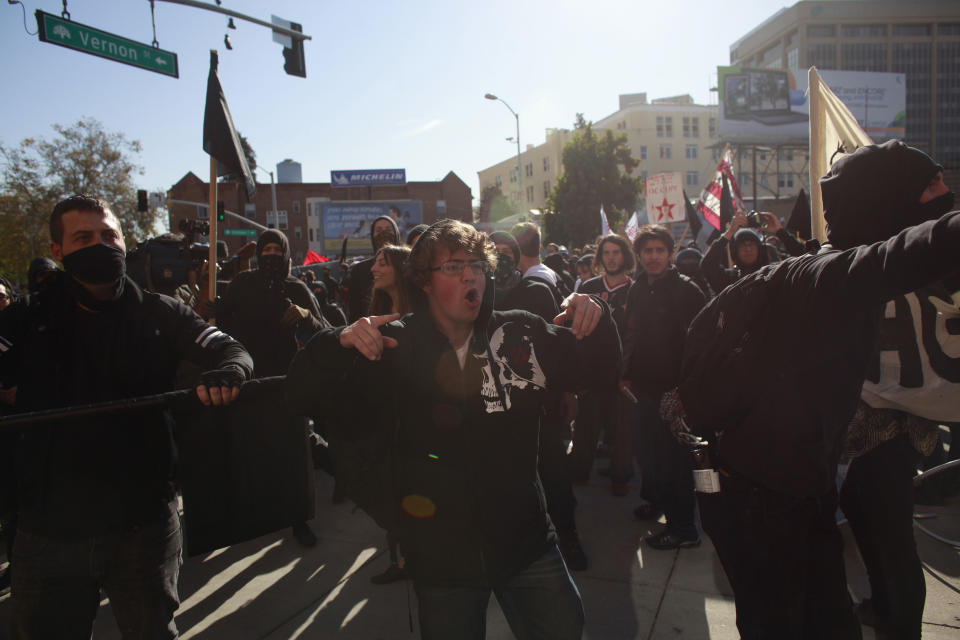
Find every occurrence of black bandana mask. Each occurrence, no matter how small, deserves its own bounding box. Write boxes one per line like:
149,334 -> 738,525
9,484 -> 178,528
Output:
912,191 -> 955,225
258,254 -> 287,283
61,243 -> 126,285
494,254 -> 518,287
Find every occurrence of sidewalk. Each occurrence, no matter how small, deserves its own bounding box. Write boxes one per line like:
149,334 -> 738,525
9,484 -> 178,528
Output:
1,468 -> 958,639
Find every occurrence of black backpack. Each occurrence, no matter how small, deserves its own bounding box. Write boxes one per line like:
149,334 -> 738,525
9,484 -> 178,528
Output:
676,266 -> 785,439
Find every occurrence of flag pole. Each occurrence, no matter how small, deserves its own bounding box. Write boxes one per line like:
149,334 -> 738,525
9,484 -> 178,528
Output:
808,67 -> 827,243
208,153 -> 218,307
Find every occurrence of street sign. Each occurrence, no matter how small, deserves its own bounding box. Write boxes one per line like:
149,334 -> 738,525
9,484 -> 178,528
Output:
224,228 -> 259,237
36,10 -> 179,78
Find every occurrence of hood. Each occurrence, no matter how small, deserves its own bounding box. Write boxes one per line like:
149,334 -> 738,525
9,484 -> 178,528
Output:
731,228 -> 769,272
819,140 -> 943,249
256,228 -> 291,276
370,215 -> 400,250
28,257 -> 59,288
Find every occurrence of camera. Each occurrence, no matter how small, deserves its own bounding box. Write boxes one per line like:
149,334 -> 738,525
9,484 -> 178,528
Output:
746,211 -> 765,228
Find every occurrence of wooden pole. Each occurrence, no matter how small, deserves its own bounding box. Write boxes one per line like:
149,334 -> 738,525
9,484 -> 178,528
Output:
208,155 -> 218,305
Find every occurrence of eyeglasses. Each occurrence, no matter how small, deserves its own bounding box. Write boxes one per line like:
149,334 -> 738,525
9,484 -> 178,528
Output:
429,260 -> 490,277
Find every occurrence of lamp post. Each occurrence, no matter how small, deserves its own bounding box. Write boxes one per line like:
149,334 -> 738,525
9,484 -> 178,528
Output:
485,93 -> 522,206
255,166 -> 279,226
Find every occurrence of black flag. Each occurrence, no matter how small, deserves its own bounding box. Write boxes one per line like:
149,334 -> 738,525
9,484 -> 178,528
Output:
720,173 -> 735,232
682,189 -> 702,238
786,188 -> 812,240
203,51 -> 256,199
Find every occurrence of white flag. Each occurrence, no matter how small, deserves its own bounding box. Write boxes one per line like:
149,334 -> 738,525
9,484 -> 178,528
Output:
600,205 -> 611,236
645,172 -> 685,224
624,211 -> 639,242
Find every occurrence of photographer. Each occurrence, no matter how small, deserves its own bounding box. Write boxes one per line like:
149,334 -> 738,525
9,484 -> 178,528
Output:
701,210 -> 804,293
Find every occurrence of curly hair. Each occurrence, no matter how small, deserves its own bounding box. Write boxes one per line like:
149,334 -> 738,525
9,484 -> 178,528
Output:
406,219 -> 498,290
592,234 -> 635,275
368,244 -> 413,315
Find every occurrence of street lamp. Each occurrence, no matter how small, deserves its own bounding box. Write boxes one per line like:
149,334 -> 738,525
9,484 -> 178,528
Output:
255,165 -> 279,226
485,93 -> 522,205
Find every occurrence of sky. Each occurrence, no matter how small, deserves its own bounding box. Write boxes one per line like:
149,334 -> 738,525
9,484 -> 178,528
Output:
1,0 -> 792,219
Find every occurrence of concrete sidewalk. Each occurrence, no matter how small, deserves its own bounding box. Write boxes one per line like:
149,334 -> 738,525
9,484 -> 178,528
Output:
2,468 -> 958,639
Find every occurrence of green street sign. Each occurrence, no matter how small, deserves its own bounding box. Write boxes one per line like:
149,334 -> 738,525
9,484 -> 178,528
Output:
224,228 -> 260,237
36,10 -> 178,78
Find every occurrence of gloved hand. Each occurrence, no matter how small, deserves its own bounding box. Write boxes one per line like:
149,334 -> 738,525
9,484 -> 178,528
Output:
196,367 -> 244,407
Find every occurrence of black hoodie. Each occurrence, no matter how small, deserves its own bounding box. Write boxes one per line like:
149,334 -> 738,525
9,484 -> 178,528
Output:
287,258 -> 620,586
686,142 -> 960,497
345,215 -> 401,322
218,229 -> 326,376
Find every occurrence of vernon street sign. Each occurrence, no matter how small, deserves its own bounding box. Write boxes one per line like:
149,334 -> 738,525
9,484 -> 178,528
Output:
36,11 -> 179,78
224,228 -> 259,237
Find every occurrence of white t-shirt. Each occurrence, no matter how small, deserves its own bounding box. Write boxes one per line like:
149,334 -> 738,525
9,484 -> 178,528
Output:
454,330 -> 474,370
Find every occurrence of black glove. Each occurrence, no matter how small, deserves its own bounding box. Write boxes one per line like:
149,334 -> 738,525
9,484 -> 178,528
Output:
198,367 -> 245,389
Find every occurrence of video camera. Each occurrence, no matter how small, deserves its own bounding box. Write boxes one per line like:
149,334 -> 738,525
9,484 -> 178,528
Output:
745,211 -> 765,229
126,219 -> 227,296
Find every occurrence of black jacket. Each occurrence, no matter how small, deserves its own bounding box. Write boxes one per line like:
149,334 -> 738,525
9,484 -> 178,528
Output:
286,278 -> 620,586
0,274 -> 253,537
494,276 -> 558,321
622,267 -> 705,393
710,211 -> 960,497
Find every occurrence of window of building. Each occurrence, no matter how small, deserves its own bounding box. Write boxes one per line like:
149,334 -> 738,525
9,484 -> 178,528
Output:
685,145 -> 698,159
543,180 -> 551,199
685,171 -> 699,186
525,163 -> 533,178
692,118 -> 699,137
659,144 -> 671,159
807,25 -> 836,38
292,200 -> 300,214
640,146 -> 647,160
808,43 -> 837,68
780,149 -> 794,162
709,118 -> 716,137
778,173 -> 795,189
496,175 -> 503,187
526,185 -> 534,202
437,200 -> 447,214
309,228 -> 314,242
760,174 -> 768,187
294,226 -> 302,240
787,48 -> 799,71
841,25 -> 886,38
244,203 -> 256,219
939,24 -> 960,36
893,24 -> 931,37
741,173 -> 751,187
759,151 -> 767,161
278,211 -> 288,230
509,169 -> 517,183
683,117 -> 691,137
197,205 -> 208,219
543,156 -> 550,171
665,116 -> 673,137
841,43 -> 887,72
656,116 -> 664,137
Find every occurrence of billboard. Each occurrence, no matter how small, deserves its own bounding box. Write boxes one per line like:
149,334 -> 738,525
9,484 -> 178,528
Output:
717,67 -> 905,142
320,200 -> 423,253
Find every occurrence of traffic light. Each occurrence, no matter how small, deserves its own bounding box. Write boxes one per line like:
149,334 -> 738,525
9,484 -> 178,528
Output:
217,200 -> 225,222
137,189 -> 148,212
282,22 -> 306,78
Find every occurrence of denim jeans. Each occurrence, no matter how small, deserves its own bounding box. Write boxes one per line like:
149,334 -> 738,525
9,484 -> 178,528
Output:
10,500 -> 182,640
414,545 -> 584,640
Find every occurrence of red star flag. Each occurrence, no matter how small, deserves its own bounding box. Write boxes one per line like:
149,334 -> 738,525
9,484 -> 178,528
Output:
645,172 -> 685,224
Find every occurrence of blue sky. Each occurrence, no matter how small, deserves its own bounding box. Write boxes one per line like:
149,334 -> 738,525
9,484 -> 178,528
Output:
1,0 -> 789,214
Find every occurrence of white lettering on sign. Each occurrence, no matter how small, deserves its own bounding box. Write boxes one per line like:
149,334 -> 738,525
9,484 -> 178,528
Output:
78,31 -> 138,62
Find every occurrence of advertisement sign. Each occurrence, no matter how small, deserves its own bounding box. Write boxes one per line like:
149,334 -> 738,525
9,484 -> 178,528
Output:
645,172 -> 685,223
330,169 -> 406,187
320,201 -> 423,253
717,66 -> 905,142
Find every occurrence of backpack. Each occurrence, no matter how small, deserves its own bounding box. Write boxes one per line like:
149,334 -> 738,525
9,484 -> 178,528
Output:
675,266 -> 785,440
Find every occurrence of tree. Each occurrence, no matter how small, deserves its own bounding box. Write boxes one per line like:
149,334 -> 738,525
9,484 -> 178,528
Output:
544,118 -> 641,248
478,185 -> 523,224
221,132 -> 257,184
0,118 -> 160,282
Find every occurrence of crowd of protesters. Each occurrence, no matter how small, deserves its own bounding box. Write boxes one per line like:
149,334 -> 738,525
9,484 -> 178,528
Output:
0,139 -> 959,639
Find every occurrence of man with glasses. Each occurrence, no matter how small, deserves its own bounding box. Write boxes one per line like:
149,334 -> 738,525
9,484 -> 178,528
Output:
288,219 -> 621,639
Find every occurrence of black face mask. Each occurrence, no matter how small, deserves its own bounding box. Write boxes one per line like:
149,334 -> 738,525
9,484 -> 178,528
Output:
61,243 -> 126,285
258,254 -> 287,282
913,190 -> 955,224
494,254 -> 518,287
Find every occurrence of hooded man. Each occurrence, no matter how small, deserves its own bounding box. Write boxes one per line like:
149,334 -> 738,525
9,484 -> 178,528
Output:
346,215 -> 400,323
26,257 -> 59,299
287,219 -> 620,639
682,140 -> 959,639
1,194 -> 252,638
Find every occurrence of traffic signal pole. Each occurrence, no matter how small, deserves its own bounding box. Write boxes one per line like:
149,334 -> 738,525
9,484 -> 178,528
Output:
154,0 -> 311,42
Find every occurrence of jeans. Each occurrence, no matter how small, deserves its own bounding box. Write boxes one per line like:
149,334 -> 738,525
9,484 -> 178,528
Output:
414,545 -> 584,640
10,500 -> 182,640
699,476 -> 861,640
632,393 -> 696,536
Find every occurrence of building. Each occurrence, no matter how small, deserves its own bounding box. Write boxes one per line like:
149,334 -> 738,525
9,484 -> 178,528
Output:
166,171 -> 472,264
476,94 -> 720,214
729,0 -> 960,191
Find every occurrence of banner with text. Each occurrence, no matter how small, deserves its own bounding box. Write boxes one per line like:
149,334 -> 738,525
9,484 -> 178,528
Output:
645,172 -> 685,224
321,201 -> 423,253
330,169 -> 406,187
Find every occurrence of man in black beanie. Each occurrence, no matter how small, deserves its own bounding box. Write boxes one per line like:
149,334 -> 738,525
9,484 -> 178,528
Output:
679,140 -> 959,639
